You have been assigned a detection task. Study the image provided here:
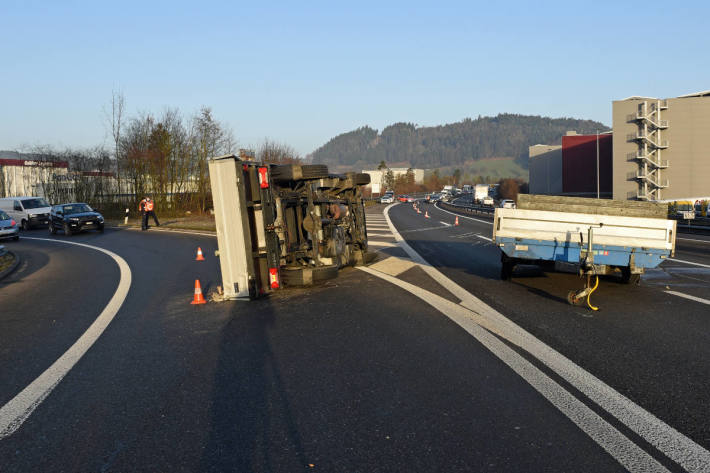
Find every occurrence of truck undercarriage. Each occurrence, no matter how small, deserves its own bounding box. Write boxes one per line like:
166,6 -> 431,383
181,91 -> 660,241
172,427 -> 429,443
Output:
208,155 -> 373,299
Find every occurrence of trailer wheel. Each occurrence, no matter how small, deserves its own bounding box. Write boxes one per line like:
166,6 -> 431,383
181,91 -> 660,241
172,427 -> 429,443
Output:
500,254 -> 515,280
281,264 -> 339,286
620,267 -> 641,285
567,290 -> 582,306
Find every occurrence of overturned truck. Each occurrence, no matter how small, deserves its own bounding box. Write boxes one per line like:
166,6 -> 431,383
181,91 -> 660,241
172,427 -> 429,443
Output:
208,155 -> 373,299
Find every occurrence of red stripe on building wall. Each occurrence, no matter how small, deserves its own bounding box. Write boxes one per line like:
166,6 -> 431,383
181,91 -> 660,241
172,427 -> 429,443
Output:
562,134 -> 612,195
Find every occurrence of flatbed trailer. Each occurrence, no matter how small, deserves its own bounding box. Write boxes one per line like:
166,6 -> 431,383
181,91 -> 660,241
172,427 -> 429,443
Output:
492,195 -> 676,307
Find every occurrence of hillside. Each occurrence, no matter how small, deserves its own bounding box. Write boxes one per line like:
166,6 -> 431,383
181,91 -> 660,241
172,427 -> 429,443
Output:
310,114 -> 609,171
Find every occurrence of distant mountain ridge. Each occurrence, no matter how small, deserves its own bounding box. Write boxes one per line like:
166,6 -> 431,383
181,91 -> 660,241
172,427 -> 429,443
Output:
310,114 -> 609,170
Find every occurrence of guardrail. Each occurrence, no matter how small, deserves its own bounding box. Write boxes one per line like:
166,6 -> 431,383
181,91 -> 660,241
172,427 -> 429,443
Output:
669,215 -> 710,233
437,200 -> 495,217
438,201 -> 710,234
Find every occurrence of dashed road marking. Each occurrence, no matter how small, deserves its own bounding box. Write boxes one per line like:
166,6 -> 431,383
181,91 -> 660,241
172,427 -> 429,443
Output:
664,291 -> 710,306
368,241 -> 397,248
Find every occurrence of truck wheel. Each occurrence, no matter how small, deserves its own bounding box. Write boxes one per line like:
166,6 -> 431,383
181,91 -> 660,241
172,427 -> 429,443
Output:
49,223 -> 56,235
352,249 -> 376,266
354,173 -> 371,185
21,220 -> 30,231
301,164 -> 330,179
281,264 -> 339,286
271,164 -> 330,182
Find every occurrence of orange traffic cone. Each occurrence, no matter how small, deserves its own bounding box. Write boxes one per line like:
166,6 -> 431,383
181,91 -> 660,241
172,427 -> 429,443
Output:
425,211 -> 430,219
195,247 -> 205,261
455,216 -> 459,226
191,279 -> 207,304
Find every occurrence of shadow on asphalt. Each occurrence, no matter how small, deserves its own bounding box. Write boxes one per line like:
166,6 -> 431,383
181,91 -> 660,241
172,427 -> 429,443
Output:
201,295 -> 307,471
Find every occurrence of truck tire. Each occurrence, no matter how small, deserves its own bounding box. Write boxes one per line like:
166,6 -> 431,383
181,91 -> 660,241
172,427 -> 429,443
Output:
354,173 -> 371,185
352,249 -> 376,266
301,164 -> 330,179
281,264 -> 339,286
271,164 -> 329,183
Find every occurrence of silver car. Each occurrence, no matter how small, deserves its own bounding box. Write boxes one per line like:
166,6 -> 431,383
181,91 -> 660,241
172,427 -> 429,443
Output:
0,209 -> 20,241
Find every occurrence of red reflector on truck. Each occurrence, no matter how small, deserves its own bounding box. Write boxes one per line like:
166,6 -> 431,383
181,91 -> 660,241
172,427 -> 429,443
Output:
269,267 -> 279,289
258,167 -> 269,188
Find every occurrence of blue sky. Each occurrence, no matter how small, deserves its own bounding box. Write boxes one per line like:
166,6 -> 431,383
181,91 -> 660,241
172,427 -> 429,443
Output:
1,0 -> 708,156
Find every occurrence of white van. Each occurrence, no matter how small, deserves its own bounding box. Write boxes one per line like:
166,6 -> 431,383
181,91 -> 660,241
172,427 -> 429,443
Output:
0,196 -> 52,230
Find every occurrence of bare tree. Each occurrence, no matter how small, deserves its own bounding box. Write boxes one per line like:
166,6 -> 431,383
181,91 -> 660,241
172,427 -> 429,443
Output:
258,138 -> 301,164
190,107 -> 231,211
105,90 -> 125,198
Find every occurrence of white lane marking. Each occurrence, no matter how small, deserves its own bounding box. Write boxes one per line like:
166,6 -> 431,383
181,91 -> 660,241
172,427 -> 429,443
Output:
475,234 -> 492,242
676,237 -> 710,244
357,265 -> 668,473
664,291 -> 710,306
450,231 -> 479,239
667,258 -> 710,269
399,225 -> 452,234
439,221 -> 452,227
368,241 -> 396,247
366,232 -> 393,237
0,237 -> 132,440
125,227 -> 216,236
384,203 -> 710,472
434,202 -> 494,226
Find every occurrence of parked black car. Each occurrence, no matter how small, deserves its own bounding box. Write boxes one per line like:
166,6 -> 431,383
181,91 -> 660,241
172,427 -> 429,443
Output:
49,203 -> 105,236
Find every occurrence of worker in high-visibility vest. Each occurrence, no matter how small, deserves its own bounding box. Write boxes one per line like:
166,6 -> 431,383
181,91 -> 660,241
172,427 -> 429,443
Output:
139,196 -> 160,231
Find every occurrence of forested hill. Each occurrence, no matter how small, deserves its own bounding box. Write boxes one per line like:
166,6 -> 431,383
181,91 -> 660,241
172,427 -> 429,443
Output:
310,114 -> 609,169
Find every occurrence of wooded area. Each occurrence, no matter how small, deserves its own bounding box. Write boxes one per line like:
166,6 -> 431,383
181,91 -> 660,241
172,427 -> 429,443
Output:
311,114 -> 608,170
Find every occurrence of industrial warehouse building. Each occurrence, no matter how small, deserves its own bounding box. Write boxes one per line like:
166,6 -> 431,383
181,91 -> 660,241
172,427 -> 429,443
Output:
612,91 -> 710,201
530,90 -> 710,202
529,131 -> 612,198
0,151 -> 69,197
361,167 -> 424,194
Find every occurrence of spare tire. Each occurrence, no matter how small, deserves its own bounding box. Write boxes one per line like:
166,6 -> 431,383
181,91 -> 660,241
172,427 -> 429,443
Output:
354,173 -> 371,185
281,264 -> 339,286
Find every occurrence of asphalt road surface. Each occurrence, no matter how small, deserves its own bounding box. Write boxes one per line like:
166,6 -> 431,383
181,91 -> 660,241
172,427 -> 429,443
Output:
1,205 -> 709,472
